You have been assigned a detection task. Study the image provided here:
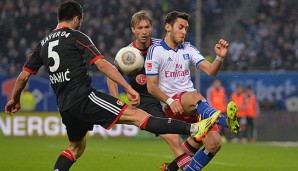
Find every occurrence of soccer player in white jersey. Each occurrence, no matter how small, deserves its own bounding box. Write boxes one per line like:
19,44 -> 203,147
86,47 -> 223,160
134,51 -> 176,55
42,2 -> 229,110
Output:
107,11 -> 196,171
145,11 -> 240,171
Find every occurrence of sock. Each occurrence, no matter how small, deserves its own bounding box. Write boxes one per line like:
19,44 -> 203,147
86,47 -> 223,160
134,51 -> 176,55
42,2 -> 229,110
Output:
139,116 -> 191,135
176,153 -> 192,169
196,101 -> 228,128
168,153 -> 192,171
182,139 -> 198,156
54,149 -> 75,171
183,148 -> 214,171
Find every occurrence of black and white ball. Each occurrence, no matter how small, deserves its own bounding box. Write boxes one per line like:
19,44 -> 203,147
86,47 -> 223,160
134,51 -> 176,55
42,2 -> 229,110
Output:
114,47 -> 144,74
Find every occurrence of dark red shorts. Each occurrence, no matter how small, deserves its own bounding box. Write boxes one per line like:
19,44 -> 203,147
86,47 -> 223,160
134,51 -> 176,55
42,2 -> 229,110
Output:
163,92 -> 219,132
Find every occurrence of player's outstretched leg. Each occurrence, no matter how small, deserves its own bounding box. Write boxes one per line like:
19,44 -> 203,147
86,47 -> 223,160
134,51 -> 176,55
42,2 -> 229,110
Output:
192,111 -> 221,141
226,101 -> 240,134
197,100 -> 240,134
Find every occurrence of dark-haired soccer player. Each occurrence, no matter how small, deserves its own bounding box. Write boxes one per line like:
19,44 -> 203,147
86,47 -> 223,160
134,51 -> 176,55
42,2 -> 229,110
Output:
107,10 -> 193,170
145,11 -> 240,171
4,1 -> 220,171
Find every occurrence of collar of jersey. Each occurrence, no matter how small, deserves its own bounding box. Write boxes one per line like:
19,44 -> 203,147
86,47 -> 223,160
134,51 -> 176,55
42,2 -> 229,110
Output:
133,38 -> 152,55
160,39 -> 184,52
54,26 -> 69,30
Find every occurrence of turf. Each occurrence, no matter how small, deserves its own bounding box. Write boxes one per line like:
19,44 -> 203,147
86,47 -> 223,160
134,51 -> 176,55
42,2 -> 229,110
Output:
0,137 -> 297,171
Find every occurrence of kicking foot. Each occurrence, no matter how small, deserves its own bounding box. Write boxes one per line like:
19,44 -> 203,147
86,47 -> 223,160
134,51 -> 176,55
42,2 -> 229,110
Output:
192,110 -> 221,141
226,101 -> 240,134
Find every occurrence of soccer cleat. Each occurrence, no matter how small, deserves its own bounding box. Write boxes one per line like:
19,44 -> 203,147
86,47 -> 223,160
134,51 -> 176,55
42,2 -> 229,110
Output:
192,110 -> 221,141
160,163 -> 170,171
226,101 -> 240,134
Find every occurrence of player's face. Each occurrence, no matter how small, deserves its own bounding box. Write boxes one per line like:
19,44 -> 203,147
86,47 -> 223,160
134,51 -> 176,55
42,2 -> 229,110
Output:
169,18 -> 189,44
132,20 -> 152,44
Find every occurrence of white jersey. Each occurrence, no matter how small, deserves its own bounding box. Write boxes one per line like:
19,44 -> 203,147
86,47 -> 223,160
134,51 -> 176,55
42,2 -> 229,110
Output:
145,39 -> 206,97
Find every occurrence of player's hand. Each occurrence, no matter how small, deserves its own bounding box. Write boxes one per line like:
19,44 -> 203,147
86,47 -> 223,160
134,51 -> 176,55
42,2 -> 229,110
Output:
126,88 -> 140,107
170,101 -> 184,115
214,39 -> 229,58
5,100 -> 21,116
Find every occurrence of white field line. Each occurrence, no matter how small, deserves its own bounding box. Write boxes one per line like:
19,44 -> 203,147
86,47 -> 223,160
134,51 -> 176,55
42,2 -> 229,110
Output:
263,141 -> 298,147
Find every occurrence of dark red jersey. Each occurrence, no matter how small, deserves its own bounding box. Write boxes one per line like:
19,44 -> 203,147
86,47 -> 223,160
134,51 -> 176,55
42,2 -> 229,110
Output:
23,27 -> 104,111
126,38 -> 160,98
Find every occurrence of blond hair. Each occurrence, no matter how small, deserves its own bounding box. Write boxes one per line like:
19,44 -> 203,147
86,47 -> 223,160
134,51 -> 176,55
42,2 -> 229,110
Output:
131,10 -> 153,27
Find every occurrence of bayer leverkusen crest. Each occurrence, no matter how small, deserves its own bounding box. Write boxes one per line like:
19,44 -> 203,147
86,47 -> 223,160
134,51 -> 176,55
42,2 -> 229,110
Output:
117,100 -> 124,106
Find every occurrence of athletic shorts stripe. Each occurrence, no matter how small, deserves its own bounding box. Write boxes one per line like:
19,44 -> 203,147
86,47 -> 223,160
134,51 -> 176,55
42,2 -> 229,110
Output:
88,92 -> 121,115
89,92 -> 121,112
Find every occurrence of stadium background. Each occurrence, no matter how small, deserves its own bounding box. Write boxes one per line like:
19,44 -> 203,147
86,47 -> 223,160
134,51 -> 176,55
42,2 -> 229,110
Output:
0,1 -> 297,170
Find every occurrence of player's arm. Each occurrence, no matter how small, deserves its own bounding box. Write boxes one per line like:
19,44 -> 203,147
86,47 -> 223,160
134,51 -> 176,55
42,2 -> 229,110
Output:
107,77 -> 119,98
147,76 -> 184,115
145,45 -> 184,114
5,70 -> 31,115
106,64 -> 120,98
77,33 -> 139,105
94,59 -> 139,106
5,43 -> 42,115
198,39 -> 229,76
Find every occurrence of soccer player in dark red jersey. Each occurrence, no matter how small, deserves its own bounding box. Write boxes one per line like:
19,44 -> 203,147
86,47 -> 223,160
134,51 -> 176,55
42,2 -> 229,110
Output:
4,1 -> 219,171
107,11 -> 194,171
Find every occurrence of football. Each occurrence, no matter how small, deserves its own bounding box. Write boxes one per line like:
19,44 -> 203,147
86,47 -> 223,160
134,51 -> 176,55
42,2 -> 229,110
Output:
114,47 -> 144,74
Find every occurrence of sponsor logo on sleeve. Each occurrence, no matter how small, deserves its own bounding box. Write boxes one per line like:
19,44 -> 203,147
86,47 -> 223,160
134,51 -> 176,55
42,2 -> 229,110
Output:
146,61 -> 152,71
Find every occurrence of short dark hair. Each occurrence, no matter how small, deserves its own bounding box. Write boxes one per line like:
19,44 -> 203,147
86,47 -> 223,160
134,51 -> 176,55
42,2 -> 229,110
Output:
164,11 -> 189,26
58,0 -> 83,22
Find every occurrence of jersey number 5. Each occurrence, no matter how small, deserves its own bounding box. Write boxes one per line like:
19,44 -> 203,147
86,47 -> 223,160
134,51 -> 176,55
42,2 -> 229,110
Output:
48,40 -> 60,72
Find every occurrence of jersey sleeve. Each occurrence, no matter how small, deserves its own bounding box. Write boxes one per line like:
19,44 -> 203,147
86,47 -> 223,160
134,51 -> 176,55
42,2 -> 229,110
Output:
189,44 -> 206,68
75,32 -> 104,65
22,43 -> 44,74
145,45 -> 159,76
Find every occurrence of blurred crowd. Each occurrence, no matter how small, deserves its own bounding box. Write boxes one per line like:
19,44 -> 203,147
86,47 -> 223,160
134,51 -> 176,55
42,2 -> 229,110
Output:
207,79 -> 259,143
225,0 -> 298,71
0,0 -> 197,76
0,0 -> 297,76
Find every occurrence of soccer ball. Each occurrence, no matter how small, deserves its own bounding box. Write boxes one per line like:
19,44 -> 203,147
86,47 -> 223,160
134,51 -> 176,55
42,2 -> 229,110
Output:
114,46 -> 144,74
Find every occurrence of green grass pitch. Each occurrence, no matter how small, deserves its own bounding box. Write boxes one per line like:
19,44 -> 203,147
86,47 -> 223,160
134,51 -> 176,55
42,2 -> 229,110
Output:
0,137 -> 297,171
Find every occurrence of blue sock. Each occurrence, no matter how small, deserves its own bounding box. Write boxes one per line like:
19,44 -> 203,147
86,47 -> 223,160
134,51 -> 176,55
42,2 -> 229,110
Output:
196,101 -> 228,128
183,148 -> 214,171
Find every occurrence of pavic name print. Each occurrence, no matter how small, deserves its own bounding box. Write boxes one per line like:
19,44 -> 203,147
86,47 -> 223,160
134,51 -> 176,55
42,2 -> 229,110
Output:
49,69 -> 71,84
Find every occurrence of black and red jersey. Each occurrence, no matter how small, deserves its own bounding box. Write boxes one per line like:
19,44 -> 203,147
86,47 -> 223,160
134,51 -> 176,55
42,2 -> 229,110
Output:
125,38 -> 161,99
23,27 -> 104,111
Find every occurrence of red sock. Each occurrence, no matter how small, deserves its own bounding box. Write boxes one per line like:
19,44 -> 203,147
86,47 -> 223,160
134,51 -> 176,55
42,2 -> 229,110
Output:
61,149 -> 75,161
176,153 -> 192,169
